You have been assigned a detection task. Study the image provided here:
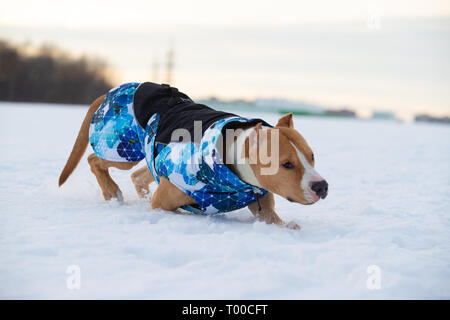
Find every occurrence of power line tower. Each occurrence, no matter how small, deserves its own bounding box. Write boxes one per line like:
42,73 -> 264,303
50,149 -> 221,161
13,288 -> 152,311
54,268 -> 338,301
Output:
166,44 -> 174,84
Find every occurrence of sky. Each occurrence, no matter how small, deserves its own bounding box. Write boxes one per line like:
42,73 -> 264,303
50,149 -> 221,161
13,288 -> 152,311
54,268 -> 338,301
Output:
1,0 -> 449,119
1,0 -> 449,28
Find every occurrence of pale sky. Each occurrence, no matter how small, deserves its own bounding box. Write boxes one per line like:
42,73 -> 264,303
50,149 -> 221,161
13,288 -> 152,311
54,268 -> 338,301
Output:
1,0 -> 449,119
1,0 -> 449,29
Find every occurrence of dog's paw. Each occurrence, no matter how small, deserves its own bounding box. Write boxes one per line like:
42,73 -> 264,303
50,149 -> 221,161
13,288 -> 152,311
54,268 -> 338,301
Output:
285,221 -> 301,230
103,189 -> 123,202
116,190 -> 124,202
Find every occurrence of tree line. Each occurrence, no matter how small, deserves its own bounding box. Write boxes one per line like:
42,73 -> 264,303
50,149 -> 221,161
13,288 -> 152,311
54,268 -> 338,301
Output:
0,40 -> 113,104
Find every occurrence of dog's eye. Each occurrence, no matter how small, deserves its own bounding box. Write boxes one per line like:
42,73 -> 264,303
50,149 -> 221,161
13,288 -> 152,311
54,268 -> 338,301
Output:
282,162 -> 294,169
312,153 -> 315,162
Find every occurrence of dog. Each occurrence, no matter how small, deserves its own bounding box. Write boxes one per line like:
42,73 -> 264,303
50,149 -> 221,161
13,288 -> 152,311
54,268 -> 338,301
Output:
59,82 -> 328,230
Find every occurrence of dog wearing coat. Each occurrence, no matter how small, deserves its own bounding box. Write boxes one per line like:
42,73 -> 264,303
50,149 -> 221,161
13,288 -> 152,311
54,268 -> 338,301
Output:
59,82 -> 328,230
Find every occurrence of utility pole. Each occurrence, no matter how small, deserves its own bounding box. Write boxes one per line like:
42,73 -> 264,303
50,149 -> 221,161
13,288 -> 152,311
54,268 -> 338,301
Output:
151,53 -> 159,83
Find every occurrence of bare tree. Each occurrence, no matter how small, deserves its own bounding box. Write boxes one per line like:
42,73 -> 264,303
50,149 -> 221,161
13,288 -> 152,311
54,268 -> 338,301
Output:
0,40 -> 113,104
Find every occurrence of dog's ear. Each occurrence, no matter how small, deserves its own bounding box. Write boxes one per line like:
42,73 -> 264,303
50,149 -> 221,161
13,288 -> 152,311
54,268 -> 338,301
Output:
247,123 -> 263,163
276,113 -> 294,128
249,122 -> 263,148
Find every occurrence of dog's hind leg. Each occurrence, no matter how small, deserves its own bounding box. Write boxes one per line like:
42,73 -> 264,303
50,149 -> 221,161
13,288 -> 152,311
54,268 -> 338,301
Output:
151,177 -> 196,211
87,153 -> 139,201
131,166 -> 154,198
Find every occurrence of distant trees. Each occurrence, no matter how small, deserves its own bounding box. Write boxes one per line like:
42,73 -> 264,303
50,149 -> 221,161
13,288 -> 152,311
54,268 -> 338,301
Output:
0,40 -> 113,104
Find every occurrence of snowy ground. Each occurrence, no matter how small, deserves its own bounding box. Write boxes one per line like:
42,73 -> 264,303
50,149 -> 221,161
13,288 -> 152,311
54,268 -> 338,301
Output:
0,102 -> 449,299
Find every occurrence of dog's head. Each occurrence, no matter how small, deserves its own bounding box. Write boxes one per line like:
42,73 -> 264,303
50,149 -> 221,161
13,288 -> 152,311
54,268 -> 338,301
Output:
245,113 -> 328,205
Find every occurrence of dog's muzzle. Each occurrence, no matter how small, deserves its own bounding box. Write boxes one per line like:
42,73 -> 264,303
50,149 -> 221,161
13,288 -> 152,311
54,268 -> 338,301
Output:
311,180 -> 328,199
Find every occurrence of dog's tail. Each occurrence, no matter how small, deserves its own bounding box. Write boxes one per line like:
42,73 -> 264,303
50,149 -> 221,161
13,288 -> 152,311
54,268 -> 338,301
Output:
58,94 -> 106,187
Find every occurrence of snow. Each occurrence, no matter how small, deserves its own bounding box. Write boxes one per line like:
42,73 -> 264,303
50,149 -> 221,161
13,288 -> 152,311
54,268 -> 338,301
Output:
0,102 -> 449,299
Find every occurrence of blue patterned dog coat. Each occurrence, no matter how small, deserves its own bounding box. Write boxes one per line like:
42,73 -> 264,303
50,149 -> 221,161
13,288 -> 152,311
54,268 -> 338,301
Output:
89,82 -> 269,214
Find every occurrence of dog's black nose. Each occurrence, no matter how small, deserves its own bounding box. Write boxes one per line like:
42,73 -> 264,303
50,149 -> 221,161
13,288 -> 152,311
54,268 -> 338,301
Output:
311,180 -> 328,199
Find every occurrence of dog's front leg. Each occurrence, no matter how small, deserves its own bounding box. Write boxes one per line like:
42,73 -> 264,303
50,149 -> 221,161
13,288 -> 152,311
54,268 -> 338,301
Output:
151,177 -> 197,211
131,166 -> 154,198
248,192 -> 300,230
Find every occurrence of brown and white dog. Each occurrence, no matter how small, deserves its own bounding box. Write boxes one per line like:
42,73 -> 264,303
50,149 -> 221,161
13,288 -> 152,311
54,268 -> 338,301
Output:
59,94 -> 328,230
